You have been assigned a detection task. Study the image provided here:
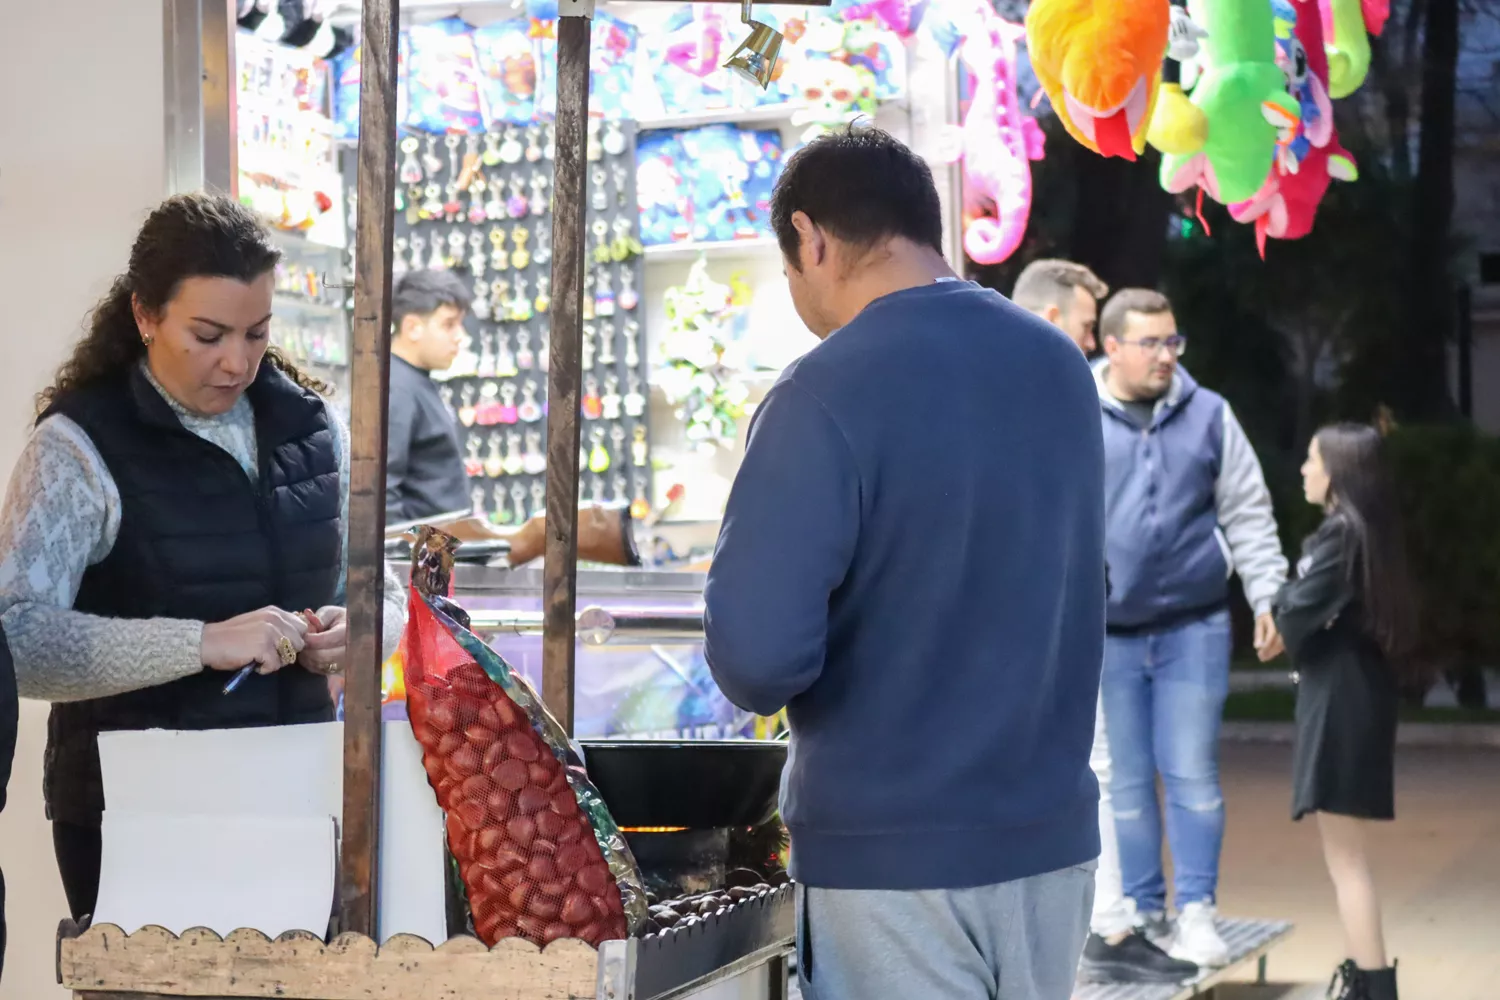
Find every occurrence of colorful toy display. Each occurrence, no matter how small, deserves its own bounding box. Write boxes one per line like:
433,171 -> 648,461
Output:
473,19 -> 540,125
1026,0 -> 1170,160
1157,0 -> 1300,206
1320,0 -> 1379,99
406,17 -> 488,133
1229,0 -> 1356,254
658,259 -> 753,451
636,125 -> 783,246
959,12 -> 1043,265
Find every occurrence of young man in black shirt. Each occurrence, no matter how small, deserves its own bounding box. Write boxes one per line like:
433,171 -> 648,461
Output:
386,271 -> 473,524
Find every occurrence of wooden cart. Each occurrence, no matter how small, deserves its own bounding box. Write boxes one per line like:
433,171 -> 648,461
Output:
57,0 -> 817,995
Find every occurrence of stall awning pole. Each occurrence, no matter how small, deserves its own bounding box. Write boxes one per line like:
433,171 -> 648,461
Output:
541,0 -> 595,737
341,0 -> 400,940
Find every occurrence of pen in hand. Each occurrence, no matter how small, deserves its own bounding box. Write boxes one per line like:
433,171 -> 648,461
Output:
221,608 -> 323,695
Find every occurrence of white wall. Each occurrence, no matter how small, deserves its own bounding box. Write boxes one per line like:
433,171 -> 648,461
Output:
0,3 -> 164,995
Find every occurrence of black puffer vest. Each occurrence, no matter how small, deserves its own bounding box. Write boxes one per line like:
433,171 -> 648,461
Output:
42,363 -> 342,825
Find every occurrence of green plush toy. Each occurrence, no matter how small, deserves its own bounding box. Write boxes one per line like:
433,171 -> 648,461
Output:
1158,0 -> 1301,206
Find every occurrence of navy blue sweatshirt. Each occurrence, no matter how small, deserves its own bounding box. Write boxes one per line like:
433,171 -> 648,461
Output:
704,280 -> 1105,891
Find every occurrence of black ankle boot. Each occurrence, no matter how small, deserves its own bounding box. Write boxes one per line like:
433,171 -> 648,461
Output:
1363,963 -> 1398,1000
1327,960 -> 1368,1000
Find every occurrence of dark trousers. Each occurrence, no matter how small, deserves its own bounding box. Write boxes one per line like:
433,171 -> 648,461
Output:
52,821 -> 102,924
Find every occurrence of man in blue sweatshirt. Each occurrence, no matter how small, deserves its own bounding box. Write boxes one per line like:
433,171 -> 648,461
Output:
703,126 -> 1106,1000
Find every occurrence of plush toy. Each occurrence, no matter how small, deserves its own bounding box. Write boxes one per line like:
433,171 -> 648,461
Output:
1158,0 -> 1301,206
960,13 -> 1044,264
1320,0 -> 1374,99
836,0 -> 927,38
1145,0 -> 1209,156
1229,0 -> 1356,254
1026,0 -> 1170,160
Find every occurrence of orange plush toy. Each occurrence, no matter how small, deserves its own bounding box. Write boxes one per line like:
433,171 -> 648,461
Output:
1026,0 -> 1170,160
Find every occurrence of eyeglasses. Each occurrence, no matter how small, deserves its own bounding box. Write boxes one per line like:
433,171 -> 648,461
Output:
1120,335 -> 1187,357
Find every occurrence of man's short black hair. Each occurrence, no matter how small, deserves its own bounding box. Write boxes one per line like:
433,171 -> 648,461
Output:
392,270 -> 473,333
771,123 -> 944,268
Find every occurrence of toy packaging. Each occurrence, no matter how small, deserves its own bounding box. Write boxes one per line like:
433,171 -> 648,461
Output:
332,32 -> 410,140
636,125 -> 784,245
406,16 -> 488,133
473,19 -> 540,125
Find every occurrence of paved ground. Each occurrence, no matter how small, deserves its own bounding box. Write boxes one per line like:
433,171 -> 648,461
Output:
2,719 -> 1494,999
1211,742 -> 1500,1000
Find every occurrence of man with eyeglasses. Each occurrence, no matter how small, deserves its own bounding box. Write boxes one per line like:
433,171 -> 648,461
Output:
1094,289 -> 1288,970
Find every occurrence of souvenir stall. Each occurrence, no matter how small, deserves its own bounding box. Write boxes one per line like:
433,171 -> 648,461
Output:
56,0 -> 807,997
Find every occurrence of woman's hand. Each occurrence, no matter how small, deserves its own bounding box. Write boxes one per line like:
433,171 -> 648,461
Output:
299,606 -> 348,676
201,607 -> 310,674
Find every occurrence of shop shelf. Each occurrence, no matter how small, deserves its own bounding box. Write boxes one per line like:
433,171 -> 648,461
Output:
637,104 -> 806,131
642,236 -> 779,261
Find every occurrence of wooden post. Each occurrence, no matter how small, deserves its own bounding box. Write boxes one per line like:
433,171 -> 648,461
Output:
341,0 -> 399,940
540,2 -> 594,736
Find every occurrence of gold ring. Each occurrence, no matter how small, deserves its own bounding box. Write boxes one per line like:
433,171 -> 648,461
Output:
276,636 -> 297,666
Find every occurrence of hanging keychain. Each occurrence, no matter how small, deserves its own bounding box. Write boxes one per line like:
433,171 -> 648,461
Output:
582,271 -> 596,321
498,383 -> 519,424
468,176 -> 489,225
586,119 -> 603,162
427,235 -> 448,271
421,184 -> 444,219
511,279 -> 534,323
522,430 -> 547,474
618,265 -> 639,311
630,484 -> 651,521
405,185 -> 423,225
399,135 -> 424,183
588,427 -> 611,473
582,376 -> 603,419
602,120 -> 627,157
484,433 -> 506,478
499,126 -> 524,164
518,380 -> 543,423
589,475 -> 608,506
485,174 -> 506,221
623,373 -> 646,418
482,131 -> 503,166
595,270 -> 616,318
463,436 -> 484,476
611,163 -> 629,206
511,484 -> 528,525
503,431 -> 526,476
623,320 -> 642,369
476,382 -> 502,426
507,177 -> 529,219
493,482 -> 512,525
602,375 -> 623,420
470,485 -> 488,518
581,324 -> 597,370
611,473 -> 629,506
439,385 -> 457,423
511,226 -> 531,269
534,226 -> 552,265
529,173 -> 549,217
631,425 -> 649,467
598,320 -> 618,366
469,231 -> 488,277
393,238 -> 409,276
534,275 -> 551,314
444,134 -> 462,179
524,125 -> 543,163
591,220 -> 612,264
471,277 -> 492,322
447,231 -> 467,268
421,135 -> 443,176
496,332 -> 519,377
516,329 -> 535,370
544,124 -> 556,160
443,182 -> 463,223
476,331 -> 497,378
590,168 -> 608,212
530,481 -> 547,519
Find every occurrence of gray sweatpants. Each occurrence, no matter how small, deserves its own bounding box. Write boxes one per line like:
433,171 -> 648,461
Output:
797,864 -> 1095,1000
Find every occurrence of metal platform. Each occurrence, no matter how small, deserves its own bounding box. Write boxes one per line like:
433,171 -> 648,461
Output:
1075,918 -> 1295,1000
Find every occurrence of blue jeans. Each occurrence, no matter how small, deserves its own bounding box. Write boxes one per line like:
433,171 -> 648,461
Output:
1100,609 -> 1231,912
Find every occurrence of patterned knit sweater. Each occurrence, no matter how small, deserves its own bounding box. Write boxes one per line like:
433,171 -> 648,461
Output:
0,364 -> 405,703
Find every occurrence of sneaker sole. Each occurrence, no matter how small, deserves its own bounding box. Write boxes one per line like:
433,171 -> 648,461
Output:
1078,960 -> 1196,985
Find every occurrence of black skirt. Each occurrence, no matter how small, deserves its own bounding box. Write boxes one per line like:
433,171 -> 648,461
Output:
1291,654 -> 1398,821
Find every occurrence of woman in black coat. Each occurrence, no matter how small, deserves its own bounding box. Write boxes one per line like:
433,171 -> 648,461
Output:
1271,424 -> 1415,1000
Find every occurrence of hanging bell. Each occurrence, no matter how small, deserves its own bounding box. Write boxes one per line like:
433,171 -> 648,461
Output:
724,0 -> 783,90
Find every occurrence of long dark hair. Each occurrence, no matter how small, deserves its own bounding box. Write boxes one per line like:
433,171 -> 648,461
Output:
38,192 -> 327,414
1314,423 -> 1417,660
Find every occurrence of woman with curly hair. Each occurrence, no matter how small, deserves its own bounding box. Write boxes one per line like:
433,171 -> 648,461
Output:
0,193 -> 405,923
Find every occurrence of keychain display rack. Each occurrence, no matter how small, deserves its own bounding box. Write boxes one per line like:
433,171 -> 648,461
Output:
347,121 -> 652,527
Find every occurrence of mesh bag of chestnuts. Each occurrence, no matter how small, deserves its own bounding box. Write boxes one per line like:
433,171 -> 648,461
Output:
401,527 -> 647,947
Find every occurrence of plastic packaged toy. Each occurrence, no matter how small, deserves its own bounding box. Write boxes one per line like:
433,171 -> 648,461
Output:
474,19 -> 540,126
405,16 -> 488,134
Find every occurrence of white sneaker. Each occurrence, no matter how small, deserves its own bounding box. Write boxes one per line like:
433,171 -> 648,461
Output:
1169,902 -> 1230,967
1136,909 -> 1174,949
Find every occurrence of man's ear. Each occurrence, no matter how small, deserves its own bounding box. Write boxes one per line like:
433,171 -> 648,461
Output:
790,211 -> 825,270
1041,303 -> 1062,325
397,313 -> 423,341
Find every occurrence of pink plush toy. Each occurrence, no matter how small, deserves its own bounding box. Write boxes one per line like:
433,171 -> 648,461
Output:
1229,0 -> 1356,254
960,11 -> 1044,265
664,4 -> 727,78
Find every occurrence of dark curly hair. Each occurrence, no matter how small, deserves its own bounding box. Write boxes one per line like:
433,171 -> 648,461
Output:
37,192 -> 328,415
